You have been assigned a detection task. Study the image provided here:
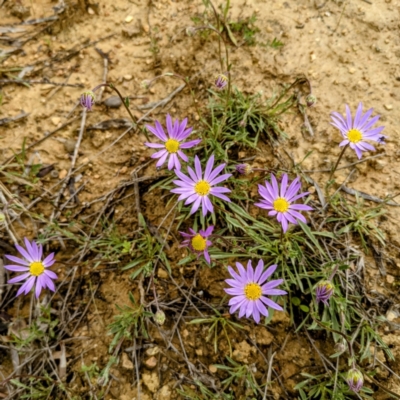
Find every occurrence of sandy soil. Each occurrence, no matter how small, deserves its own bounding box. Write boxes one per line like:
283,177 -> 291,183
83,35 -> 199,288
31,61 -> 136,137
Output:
1,0 -> 400,398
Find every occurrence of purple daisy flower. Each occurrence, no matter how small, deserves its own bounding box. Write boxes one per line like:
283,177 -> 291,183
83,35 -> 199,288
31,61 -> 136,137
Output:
316,280 -> 334,306
254,173 -> 313,233
331,102 -> 386,159
80,91 -> 95,111
346,368 -> 364,393
145,114 -> 201,171
180,226 -> 214,263
224,260 -> 287,324
215,73 -> 228,90
4,238 -> 58,298
171,154 -> 231,216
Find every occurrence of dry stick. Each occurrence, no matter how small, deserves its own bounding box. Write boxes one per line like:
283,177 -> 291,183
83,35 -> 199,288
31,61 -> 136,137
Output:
94,48 -> 109,103
50,109 -> 87,221
167,269 -> 203,350
263,350 -> 276,400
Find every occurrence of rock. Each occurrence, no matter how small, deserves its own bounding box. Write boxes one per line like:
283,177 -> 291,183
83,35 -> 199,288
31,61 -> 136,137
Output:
59,169 -> 68,180
195,348 -> 203,356
387,311 -> 398,322
104,96 -> 122,108
125,15 -> 134,23
145,346 -> 160,356
254,326 -> 274,345
386,275 -> 395,284
232,340 -> 254,364
122,27 -> 142,38
121,353 -> 134,370
158,385 -> 172,400
157,268 -> 168,279
272,310 -> 290,325
10,4 -> 31,19
63,139 -> 76,153
144,356 -> 157,369
51,117 -> 61,126
124,74 -> 133,81
209,365 -> 217,373
142,371 -> 159,393
91,134 -> 105,149
384,104 -> 393,110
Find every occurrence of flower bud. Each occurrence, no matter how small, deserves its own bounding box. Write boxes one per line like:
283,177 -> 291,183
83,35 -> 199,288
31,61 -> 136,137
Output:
316,280 -> 334,306
235,163 -> 253,175
215,73 -> 228,90
346,368 -> 363,393
186,27 -> 196,37
306,94 -> 317,107
154,310 -> 166,325
80,91 -> 95,111
141,79 -> 151,90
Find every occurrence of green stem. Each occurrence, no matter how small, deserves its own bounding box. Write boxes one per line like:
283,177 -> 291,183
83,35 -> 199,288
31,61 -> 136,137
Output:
328,144 -> 349,182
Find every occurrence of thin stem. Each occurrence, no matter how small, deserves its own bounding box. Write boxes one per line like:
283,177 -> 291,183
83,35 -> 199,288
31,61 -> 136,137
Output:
91,83 -> 148,140
328,144 -> 349,182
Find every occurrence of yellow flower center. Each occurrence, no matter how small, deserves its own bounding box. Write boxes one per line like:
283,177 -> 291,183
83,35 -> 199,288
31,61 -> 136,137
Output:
347,129 -> 363,143
244,283 -> 262,301
273,197 -> 290,213
165,138 -> 180,153
29,261 -> 45,277
191,234 -> 207,251
194,180 -> 211,196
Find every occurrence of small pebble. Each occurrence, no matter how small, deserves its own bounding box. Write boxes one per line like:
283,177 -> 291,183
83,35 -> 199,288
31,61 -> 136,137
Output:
103,96 -> 122,108
124,74 -> 133,81
125,15 -> 134,23
59,169 -> 68,180
209,365 -> 217,373
51,117 -> 61,126
384,104 -> 393,110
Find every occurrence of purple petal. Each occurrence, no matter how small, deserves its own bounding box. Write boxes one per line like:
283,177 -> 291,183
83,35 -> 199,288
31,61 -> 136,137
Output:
145,142 -> 165,149
194,156 -> 203,180
204,155 -> 215,181
5,255 -> 29,266
8,272 -> 31,284
4,264 -> 29,272
180,139 -> 201,149
259,264 -> 277,284
15,244 -> 34,263
260,296 -> 284,311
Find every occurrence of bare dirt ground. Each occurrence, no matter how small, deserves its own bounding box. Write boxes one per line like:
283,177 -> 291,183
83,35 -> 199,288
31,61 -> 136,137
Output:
1,0 -> 400,399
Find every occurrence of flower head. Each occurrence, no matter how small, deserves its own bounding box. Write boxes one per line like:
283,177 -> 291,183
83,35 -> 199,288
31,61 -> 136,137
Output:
171,155 -> 231,216
224,260 -> 287,324
80,90 -> 95,111
4,238 -> 58,298
215,73 -> 228,90
346,368 -> 364,393
236,163 -> 253,175
331,102 -> 386,159
254,173 -> 313,233
145,114 -> 201,171
316,280 -> 334,306
180,226 -> 214,263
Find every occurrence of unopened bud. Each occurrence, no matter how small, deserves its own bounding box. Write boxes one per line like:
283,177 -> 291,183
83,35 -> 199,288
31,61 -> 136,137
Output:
316,280 -> 334,306
235,163 -> 253,175
80,91 -> 96,111
186,27 -> 196,37
141,79 -> 151,90
306,94 -> 317,107
154,310 -> 166,325
346,368 -> 363,393
215,73 -> 228,90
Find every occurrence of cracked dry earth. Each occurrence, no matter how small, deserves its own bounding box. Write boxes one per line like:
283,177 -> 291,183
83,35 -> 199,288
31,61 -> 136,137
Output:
1,0 -> 400,399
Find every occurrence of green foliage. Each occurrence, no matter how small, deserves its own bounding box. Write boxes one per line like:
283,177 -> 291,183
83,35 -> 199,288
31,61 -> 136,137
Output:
108,292 -> 152,352
189,308 -> 244,356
